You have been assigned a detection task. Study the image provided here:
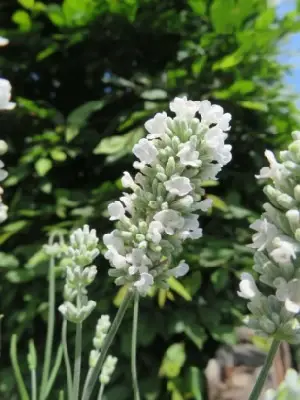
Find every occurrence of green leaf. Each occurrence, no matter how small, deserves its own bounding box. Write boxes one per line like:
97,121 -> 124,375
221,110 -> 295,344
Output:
207,194 -> 228,211
168,276 -> 192,301
18,0 -> 35,9
239,100 -> 268,112
94,128 -> 144,156
140,89 -> 168,100
159,343 -> 186,378
188,0 -> 206,15
189,367 -> 203,400
35,158 -> 53,176
0,253 -> 19,269
12,10 -> 32,31
213,50 -> 243,71
47,4 -> 66,26
211,269 -> 229,292
50,149 -> 67,161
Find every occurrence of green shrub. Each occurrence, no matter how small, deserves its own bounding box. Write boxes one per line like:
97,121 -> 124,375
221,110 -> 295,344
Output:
1,0 -> 300,398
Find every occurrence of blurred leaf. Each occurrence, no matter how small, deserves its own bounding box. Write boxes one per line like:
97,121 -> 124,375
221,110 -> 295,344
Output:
0,253 -> 19,270
239,100 -> 268,112
211,269 -> 229,291
213,50 -> 243,70
35,158 -> 53,176
140,89 -> 168,100
168,276 -> 192,301
94,128 -> 144,156
159,343 -> 186,378
18,0 -> 35,9
188,0 -> 206,15
207,194 -> 228,211
189,367 -> 203,400
12,10 -> 32,31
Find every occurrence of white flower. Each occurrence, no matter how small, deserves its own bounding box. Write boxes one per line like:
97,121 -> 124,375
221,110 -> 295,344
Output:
145,112 -> 168,139
104,247 -> 128,269
164,176 -> 192,196
0,140 -> 8,155
108,201 -> 125,220
0,202 -> 8,223
199,164 -> 222,180
179,214 -> 203,240
255,150 -> 283,181
238,272 -> 260,299
0,37 -> 9,47
169,260 -> 189,278
0,160 -> 8,182
198,199 -> 213,212
270,237 -> 297,266
103,230 -> 124,253
121,171 -> 136,189
249,218 -> 279,251
134,272 -> 154,294
153,209 -> 185,235
148,221 -> 164,244
133,138 -> 158,164
198,100 -> 224,125
276,278 -> 300,314
0,78 -> 15,110
216,113 -> 231,131
100,355 -> 118,385
177,140 -> 201,167
127,248 -> 152,274
169,96 -> 200,119
120,193 -> 134,214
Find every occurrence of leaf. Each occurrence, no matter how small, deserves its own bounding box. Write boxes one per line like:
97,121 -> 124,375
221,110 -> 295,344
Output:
207,194 -> 228,211
50,149 -> 67,161
167,381 -> 184,400
168,276 -> 192,301
47,4 -> 65,27
239,100 -> 268,112
18,0 -> 35,9
140,89 -> 168,100
211,269 -> 229,292
189,367 -> 203,400
94,128 -> 144,156
159,343 -> 186,378
158,289 -> 167,308
213,50 -> 243,71
113,285 -> 129,307
35,158 -> 53,176
210,0 -> 235,33
12,10 -> 32,31
188,0 -> 206,15
0,253 -> 19,269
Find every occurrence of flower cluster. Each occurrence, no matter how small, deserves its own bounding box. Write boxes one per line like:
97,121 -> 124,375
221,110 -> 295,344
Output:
238,132 -> 300,343
104,97 -> 232,294
89,315 -> 118,389
264,369 -> 300,400
0,37 -> 15,224
59,225 -> 99,323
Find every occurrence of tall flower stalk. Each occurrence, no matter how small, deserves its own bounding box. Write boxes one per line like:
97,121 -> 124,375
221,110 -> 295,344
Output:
238,131 -> 300,399
82,96 -> 232,399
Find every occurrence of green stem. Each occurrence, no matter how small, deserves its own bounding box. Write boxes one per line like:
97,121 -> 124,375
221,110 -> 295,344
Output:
248,339 -> 280,400
10,334 -> 30,400
97,384 -> 105,400
43,345 -> 63,399
59,390 -> 64,400
81,289 -> 134,400
131,291 -> 140,400
31,369 -> 37,400
62,320 -> 73,400
40,254 -> 56,399
73,321 -> 82,400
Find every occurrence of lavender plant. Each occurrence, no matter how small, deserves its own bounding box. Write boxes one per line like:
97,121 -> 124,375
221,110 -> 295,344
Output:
238,132 -> 300,399
7,95 -> 233,399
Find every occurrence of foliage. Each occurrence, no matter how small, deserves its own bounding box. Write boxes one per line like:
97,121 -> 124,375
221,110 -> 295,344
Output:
0,0 -> 300,398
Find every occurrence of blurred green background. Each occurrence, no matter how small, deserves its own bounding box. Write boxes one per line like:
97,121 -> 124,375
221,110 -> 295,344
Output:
1,0 -> 300,398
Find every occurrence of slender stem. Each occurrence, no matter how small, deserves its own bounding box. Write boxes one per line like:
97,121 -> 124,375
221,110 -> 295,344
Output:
73,321 -> 83,400
10,334 -> 30,400
43,345 -> 63,399
97,384 -> 105,400
131,291 -> 140,400
40,255 -> 56,399
59,390 -> 64,400
62,320 -> 73,400
31,369 -> 37,400
249,339 -> 280,400
81,290 -> 134,400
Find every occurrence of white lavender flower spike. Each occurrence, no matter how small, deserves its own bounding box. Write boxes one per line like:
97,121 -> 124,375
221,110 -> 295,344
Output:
104,96 -> 232,295
239,131 -> 300,343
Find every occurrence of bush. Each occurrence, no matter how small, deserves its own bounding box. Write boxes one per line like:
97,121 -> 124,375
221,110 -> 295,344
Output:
1,0 -> 300,398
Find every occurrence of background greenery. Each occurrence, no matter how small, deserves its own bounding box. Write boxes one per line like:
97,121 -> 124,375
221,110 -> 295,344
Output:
1,0 -> 300,398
